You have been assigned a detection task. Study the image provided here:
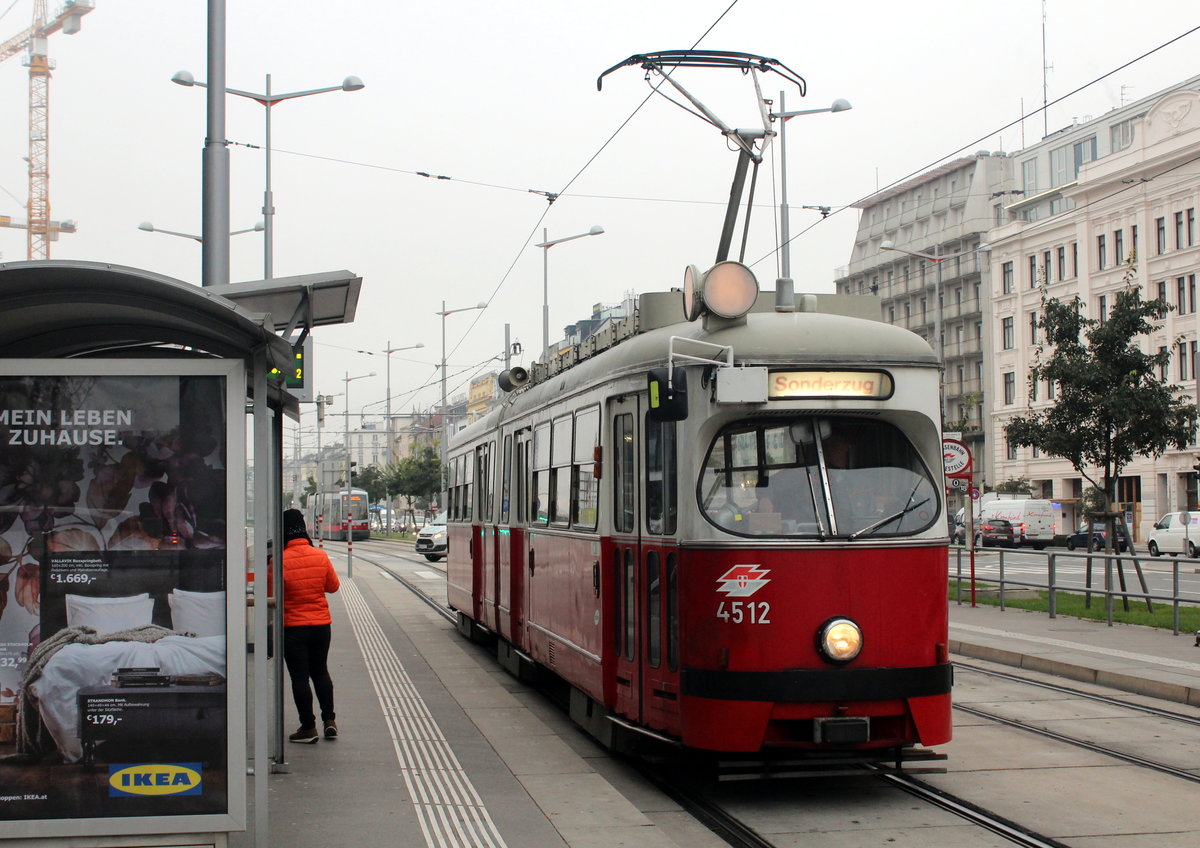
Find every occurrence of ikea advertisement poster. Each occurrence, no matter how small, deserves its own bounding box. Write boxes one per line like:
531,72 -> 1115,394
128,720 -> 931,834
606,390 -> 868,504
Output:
0,363 -> 245,837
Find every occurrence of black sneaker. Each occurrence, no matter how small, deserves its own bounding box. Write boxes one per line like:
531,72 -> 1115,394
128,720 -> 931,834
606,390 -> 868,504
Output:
323,720 -> 338,740
289,726 -> 318,744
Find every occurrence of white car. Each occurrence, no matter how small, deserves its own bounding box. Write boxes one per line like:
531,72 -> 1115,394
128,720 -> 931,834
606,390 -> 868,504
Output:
1147,511 -> 1200,557
415,515 -> 448,562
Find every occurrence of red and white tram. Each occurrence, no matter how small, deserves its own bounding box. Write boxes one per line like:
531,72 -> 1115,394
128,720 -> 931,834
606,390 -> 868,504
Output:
445,265 -> 951,762
309,487 -> 370,542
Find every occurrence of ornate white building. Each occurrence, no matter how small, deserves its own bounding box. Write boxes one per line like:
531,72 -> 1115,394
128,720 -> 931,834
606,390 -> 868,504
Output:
987,75 -> 1200,538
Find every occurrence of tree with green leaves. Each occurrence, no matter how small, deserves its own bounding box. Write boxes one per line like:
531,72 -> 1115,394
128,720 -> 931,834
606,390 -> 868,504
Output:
1004,272 -> 1197,606
389,445 -> 442,522
354,464 -> 388,504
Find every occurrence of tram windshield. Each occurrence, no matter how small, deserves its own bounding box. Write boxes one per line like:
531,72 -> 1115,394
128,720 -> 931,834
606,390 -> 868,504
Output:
699,416 -> 939,539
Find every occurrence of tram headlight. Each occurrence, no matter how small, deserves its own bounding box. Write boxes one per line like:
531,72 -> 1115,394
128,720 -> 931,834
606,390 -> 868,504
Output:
702,261 -> 759,319
817,617 -> 862,664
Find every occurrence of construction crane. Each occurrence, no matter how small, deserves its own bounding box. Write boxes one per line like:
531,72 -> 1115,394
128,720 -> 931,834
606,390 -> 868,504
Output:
0,0 -> 92,259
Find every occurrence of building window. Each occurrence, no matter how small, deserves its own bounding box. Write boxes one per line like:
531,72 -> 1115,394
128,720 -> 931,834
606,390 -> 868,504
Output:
1157,217 -> 1167,254
1029,311 -> 1039,344
1177,211 -> 1186,250
1073,136 -> 1097,174
1188,208 -> 1196,247
1072,242 -> 1079,278
1029,255 -> 1038,288
1191,275 -> 1198,315
1178,277 -> 1188,314
1003,372 -> 1016,404
1111,119 -> 1135,152
1097,234 -> 1106,270
1159,346 -> 1169,381
1179,342 -> 1189,381
1114,229 -> 1124,265
1047,378 -> 1055,399
888,306 -> 895,323
1056,246 -> 1066,281
1030,378 -> 1038,403
1006,438 -> 1017,460
1002,317 -> 1014,350
1131,224 -> 1138,255
1043,251 -> 1052,283
1002,261 -> 1014,293
1050,145 -> 1070,187
1022,159 -> 1038,195
1098,295 -> 1108,325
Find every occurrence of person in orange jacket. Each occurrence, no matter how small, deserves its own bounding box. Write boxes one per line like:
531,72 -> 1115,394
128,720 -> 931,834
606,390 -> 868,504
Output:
281,509 -> 341,743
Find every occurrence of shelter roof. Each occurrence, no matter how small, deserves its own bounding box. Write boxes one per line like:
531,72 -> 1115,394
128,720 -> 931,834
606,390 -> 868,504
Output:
0,260 -> 295,370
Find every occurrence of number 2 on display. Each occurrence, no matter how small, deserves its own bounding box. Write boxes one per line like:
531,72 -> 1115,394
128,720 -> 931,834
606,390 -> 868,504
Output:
716,600 -> 770,624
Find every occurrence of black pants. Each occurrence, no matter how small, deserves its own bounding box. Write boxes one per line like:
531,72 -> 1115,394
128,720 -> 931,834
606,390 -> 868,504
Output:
283,624 -> 335,727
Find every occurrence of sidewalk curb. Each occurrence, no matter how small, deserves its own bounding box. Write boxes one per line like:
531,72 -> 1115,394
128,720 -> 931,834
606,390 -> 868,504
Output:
951,638 -> 1200,707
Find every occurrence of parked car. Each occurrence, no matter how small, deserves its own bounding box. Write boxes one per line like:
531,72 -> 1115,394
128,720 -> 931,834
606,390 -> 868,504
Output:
1147,511 -> 1200,557
976,517 -> 1016,548
1065,521 -> 1129,552
415,513 -> 448,562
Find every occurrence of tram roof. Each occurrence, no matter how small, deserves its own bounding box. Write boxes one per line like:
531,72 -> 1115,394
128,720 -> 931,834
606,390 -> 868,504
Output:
0,260 -> 295,372
453,295 -> 936,445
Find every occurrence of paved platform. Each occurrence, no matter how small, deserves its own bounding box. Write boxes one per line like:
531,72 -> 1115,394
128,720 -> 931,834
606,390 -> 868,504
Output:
241,551 -> 1200,848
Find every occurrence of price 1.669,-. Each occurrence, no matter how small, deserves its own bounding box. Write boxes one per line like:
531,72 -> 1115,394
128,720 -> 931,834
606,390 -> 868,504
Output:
50,572 -> 95,585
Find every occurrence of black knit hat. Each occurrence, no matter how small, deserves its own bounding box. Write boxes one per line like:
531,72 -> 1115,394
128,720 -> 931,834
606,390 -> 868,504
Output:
283,509 -> 310,542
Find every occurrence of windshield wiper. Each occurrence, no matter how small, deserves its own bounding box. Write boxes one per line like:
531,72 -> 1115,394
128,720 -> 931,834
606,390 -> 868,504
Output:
849,496 -> 931,540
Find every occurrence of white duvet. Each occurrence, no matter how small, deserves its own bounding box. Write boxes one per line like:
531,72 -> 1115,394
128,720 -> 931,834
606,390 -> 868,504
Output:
28,635 -> 226,763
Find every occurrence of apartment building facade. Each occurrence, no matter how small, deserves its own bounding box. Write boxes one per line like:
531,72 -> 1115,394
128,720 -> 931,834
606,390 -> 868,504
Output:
988,75 -> 1200,537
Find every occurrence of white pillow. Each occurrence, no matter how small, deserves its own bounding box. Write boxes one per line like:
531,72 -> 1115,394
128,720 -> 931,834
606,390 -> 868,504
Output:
65,594 -> 155,634
168,590 -> 226,637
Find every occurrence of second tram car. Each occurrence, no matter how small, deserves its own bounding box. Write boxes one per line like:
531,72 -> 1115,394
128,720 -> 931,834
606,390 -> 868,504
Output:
445,267 -> 952,764
309,487 -> 370,541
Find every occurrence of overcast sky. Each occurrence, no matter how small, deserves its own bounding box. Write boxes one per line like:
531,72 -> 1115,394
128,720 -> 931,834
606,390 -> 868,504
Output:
1,0 -> 1197,451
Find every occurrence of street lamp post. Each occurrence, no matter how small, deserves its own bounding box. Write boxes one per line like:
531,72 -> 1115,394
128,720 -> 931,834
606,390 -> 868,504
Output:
172,70 -> 364,279
343,370 -> 375,577
771,95 -> 851,296
436,301 -> 487,504
383,341 -> 423,532
138,220 -> 263,243
534,226 -> 605,359
880,240 -> 990,421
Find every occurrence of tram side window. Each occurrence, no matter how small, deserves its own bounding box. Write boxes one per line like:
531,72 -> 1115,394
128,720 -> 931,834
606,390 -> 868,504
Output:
501,435 -> 512,524
447,455 -> 460,521
462,451 -> 473,522
550,415 -> 572,525
645,418 -> 677,535
573,406 -> 600,530
532,422 -> 550,525
613,413 -> 634,534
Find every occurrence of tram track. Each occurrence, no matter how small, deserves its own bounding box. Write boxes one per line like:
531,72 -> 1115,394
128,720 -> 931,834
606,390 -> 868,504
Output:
952,661 -> 1200,786
337,540 -> 1095,848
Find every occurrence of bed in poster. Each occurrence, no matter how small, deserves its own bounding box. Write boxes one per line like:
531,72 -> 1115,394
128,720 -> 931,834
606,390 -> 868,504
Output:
0,370 -> 233,824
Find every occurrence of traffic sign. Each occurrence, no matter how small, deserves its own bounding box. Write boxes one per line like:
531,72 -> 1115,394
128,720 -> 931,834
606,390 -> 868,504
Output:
943,438 -> 971,476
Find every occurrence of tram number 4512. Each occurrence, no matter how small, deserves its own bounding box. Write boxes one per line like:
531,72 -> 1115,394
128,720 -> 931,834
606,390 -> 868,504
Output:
716,601 -> 771,624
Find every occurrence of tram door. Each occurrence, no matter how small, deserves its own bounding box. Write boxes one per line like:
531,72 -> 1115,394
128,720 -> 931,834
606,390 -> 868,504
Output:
476,441 -> 497,631
610,397 -> 641,722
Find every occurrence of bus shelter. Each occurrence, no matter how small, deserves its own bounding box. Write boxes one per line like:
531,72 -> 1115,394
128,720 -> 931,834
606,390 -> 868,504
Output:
0,260 -> 359,848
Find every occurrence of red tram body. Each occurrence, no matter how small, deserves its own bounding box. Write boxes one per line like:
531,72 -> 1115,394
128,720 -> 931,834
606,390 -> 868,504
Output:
446,280 -> 951,762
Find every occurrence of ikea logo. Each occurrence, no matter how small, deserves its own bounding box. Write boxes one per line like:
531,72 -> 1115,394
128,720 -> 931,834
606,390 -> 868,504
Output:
108,763 -> 203,797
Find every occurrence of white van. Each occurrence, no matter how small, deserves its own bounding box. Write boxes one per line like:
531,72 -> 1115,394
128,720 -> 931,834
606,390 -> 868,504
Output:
975,499 -> 1061,549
